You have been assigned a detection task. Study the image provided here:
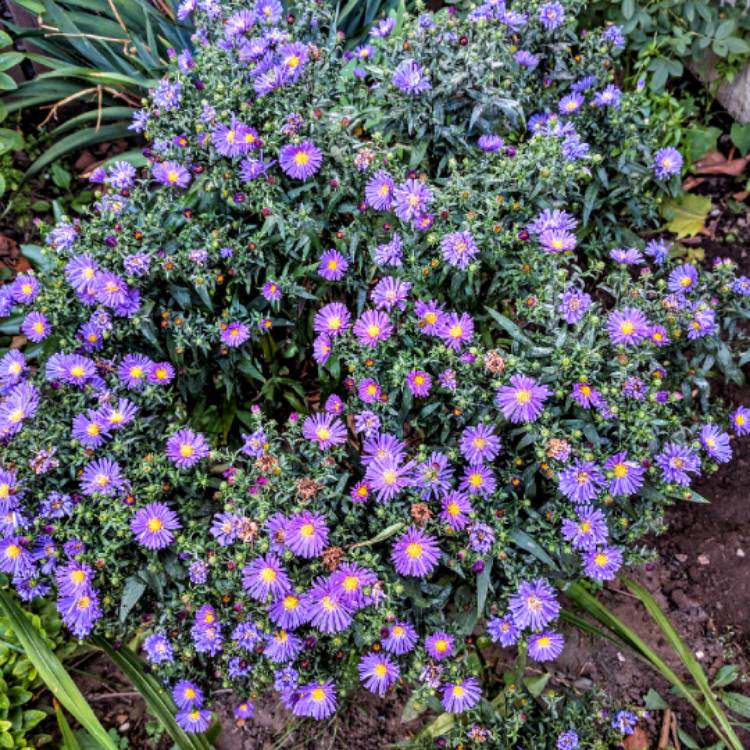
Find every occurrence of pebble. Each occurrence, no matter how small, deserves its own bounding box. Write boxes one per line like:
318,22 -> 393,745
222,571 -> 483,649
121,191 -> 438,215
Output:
697,554 -> 710,566
737,548 -> 745,558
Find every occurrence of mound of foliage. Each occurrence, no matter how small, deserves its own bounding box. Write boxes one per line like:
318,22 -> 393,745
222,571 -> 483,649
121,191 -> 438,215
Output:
1,0 -> 749,739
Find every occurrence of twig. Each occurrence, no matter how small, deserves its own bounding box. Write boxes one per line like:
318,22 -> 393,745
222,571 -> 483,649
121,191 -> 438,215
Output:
658,708 -> 672,749
670,711 -> 681,750
106,0 -> 128,34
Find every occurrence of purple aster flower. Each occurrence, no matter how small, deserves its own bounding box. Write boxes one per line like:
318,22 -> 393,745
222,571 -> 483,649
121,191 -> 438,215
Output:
47,221 -> 78,252
353,309 -> 393,347
57,591 -> 102,638
583,546 -> 623,581
425,631 -> 455,661
324,394 -> 343,415
558,460 -> 605,504
460,424 -> 501,464
653,147 -> 683,179
365,170 -> 395,211
234,701 -> 254,721
441,677 -> 481,713
487,615 -> 519,647
292,681 -> 337,720
371,16 -> 395,37
374,234 -> 403,267
262,280 -> 281,301
371,276 -> 411,310
362,432 -> 406,464
392,59 -> 431,95
268,592 -> 308,630
528,209 -> 578,235
700,424 -> 732,463
80,458 -> 124,497
286,511 -> 329,558
11,274 -> 40,303
382,621 -> 418,655
21,312 -> 51,342
594,84 -> 621,107
314,302 -> 351,338
173,680 -> 203,709
732,275 -> 750,296
612,710 -> 638,735
460,465 -> 496,497
318,249 -> 348,281
358,378 -> 382,404
477,134 -> 505,152
687,306 -> 716,339
558,289 -> 591,324
176,708 -> 212,733
668,263 -> 698,294
107,161 -> 136,189
439,492 -> 473,530
528,630 -> 565,661
514,50 -> 540,67
438,312 -> 474,351
655,443 -> 701,486
468,521 -> 496,554
100,399 -> 138,430
406,369 -> 432,397
561,507 -> 609,551
559,93 -> 584,115
71,411 -> 111,449
117,354 -> 151,389
607,307 -> 649,346
302,412 -> 347,450
605,452 -> 645,496
55,561 -> 93,597
392,178 -> 432,223
239,154 -> 275,181
358,652 -> 400,696
152,160 -> 191,188
417,452 -> 453,500
509,578 -> 560,630
0,350 -> 26,387
330,563 -> 377,609
0,537 -> 33,576
557,730 -> 579,750
538,1 -> 564,29
649,325 -> 671,347
441,231 -> 479,270
305,577 -> 353,633
354,410 -> 380,436
414,299 -> 445,335
539,229 -> 577,254
131,503 -> 181,549
279,141 -> 322,181
142,633 -> 173,664
496,374 -> 550,423
391,526 -> 441,577
165,429 -> 210,468
365,455 -> 415,502
610,247 -> 644,265
731,406 -> 750,435
645,239 -> 671,264
571,382 -> 601,409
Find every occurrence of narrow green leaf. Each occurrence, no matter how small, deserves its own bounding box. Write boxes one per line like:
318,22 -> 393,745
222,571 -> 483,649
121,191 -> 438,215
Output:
0,72 -> 17,90
0,590 -> 117,750
55,702 -> 83,750
721,691 -> 750,719
92,637 -> 213,750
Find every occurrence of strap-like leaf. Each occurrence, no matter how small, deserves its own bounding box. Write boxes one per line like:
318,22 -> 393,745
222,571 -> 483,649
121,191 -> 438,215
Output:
0,589 -> 117,750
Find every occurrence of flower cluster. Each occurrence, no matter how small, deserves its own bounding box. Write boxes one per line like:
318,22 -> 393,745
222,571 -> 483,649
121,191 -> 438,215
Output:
1,0 -> 749,737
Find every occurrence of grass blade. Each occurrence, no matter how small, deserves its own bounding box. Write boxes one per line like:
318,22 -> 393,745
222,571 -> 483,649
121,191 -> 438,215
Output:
0,590 -> 117,750
622,576 -> 744,750
92,636 -> 214,750
564,581 -> 731,746
55,701 -> 83,750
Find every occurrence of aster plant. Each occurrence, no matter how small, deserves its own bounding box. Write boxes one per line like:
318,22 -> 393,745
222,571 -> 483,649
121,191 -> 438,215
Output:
1,0 -> 750,742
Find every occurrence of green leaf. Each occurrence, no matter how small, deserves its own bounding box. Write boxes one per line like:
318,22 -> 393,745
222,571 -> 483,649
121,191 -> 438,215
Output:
509,530 -> 557,569
92,637 -> 213,750
24,123 -> 133,178
523,672 -> 550,697
55,702 -> 83,750
712,664 -> 739,688
0,590 -> 118,750
685,126 -> 721,162
20,244 -> 56,273
643,688 -> 668,710
730,123 -> 750,157
721,691 -> 750,719
118,577 -> 146,623
0,31 -> 12,47
715,19 -> 736,40
0,72 -> 17,91
348,521 -> 404,550
0,52 -> 23,71
662,194 -> 712,239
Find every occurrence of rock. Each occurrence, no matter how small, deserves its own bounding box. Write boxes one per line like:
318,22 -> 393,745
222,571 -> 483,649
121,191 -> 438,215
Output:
688,52 -> 750,123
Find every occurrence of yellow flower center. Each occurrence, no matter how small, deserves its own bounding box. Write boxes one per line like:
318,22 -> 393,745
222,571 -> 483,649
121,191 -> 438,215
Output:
147,517 -> 163,533
406,542 -> 423,559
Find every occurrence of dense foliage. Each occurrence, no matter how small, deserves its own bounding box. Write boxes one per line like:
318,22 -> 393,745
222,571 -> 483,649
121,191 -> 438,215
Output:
1,0 -> 749,740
